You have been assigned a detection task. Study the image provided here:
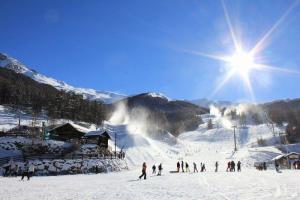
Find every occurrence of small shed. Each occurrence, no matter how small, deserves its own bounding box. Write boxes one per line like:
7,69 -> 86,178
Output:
85,130 -> 111,149
273,152 -> 300,169
49,122 -> 89,141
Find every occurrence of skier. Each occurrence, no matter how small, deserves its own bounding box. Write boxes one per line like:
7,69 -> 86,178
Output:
157,163 -> 163,176
231,161 -> 235,172
15,165 -> 19,176
237,161 -> 241,172
152,165 -> 156,174
21,161 -> 30,181
9,159 -> 16,176
215,161 -> 219,172
193,162 -> 198,173
275,160 -> 280,172
181,161 -> 185,172
201,163 -> 206,172
263,162 -> 267,170
139,162 -> 147,180
28,162 -> 35,180
226,161 -> 231,172
185,162 -> 190,172
177,162 -> 180,172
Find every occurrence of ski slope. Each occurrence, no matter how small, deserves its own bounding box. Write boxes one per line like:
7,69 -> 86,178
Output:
1,104 -> 300,199
0,168 -> 299,200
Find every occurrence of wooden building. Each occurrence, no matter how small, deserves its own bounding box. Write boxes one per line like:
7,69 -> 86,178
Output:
273,152 -> 300,169
84,130 -> 111,149
49,123 -> 89,141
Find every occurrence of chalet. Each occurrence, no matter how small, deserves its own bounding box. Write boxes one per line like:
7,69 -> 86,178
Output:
48,122 -> 90,141
84,130 -> 112,150
272,152 -> 300,169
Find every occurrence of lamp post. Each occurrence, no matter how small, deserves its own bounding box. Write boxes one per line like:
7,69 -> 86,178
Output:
232,125 -> 237,151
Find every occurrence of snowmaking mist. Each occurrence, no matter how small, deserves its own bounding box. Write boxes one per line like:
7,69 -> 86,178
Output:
109,101 -> 160,137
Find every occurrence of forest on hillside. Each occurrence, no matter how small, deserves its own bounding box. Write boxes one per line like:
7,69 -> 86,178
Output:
0,68 -> 105,125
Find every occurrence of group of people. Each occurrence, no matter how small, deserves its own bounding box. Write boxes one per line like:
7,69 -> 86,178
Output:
139,162 -> 163,180
176,161 -> 207,173
140,160 -> 242,179
256,162 -> 268,171
226,160 -> 242,172
2,160 -> 35,181
152,164 -> 163,176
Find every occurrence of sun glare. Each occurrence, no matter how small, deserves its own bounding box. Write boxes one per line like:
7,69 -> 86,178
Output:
228,51 -> 255,77
182,0 -> 300,102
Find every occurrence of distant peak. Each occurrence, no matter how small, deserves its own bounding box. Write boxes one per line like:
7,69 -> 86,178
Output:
146,92 -> 172,101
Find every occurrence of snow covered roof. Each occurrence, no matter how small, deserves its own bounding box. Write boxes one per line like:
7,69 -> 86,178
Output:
49,122 -> 90,134
272,152 -> 300,160
85,130 -> 111,139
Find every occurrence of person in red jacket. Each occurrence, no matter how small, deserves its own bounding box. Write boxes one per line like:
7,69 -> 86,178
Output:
139,162 -> 147,180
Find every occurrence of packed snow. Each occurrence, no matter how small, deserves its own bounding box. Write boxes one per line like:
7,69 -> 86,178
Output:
0,168 -> 299,200
1,103 -> 300,199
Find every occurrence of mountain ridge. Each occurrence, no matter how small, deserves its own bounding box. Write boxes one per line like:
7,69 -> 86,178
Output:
0,53 -> 126,104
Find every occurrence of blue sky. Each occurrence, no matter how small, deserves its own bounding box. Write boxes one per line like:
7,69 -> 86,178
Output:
1,0 -> 300,102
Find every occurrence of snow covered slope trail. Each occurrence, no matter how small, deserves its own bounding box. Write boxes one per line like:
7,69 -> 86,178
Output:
0,169 -> 299,200
0,53 -> 126,103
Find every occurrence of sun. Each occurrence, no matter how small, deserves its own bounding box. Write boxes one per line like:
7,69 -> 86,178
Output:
181,0 -> 300,101
228,50 -> 255,77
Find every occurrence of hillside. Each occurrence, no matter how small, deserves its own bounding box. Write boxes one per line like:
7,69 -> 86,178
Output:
110,93 -> 208,136
0,53 -> 126,103
0,67 -> 105,125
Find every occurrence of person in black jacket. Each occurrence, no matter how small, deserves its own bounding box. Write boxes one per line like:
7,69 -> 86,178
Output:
157,164 -> 163,176
152,165 -> 156,174
231,161 -> 235,172
237,161 -> 241,172
193,162 -> 198,173
181,161 -> 185,172
185,162 -> 190,172
215,161 -> 219,172
177,162 -> 180,172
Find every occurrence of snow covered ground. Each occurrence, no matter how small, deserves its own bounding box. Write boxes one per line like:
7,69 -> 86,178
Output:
1,104 -> 300,199
0,168 -> 299,200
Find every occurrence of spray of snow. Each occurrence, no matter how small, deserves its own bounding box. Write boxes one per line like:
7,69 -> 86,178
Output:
109,102 -> 154,136
209,105 -> 233,129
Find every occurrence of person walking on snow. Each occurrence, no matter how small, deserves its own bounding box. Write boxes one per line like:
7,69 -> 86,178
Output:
21,161 -> 30,181
28,162 -> 35,180
193,162 -> 198,173
226,161 -> 231,172
177,162 -> 180,172
231,161 -> 235,172
215,161 -> 219,172
8,159 -> 16,176
237,161 -> 241,172
201,163 -> 206,172
139,162 -> 147,180
157,164 -> 163,176
185,162 -> 190,172
181,161 -> 185,172
152,165 -> 156,174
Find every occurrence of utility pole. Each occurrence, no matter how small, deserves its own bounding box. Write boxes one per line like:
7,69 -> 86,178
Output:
232,125 -> 237,151
115,131 -> 117,158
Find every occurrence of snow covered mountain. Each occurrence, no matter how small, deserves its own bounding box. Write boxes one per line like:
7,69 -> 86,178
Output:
190,98 -> 233,109
0,53 -> 126,104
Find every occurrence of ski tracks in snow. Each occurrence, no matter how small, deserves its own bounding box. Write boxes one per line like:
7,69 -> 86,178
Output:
198,174 -> 231,200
